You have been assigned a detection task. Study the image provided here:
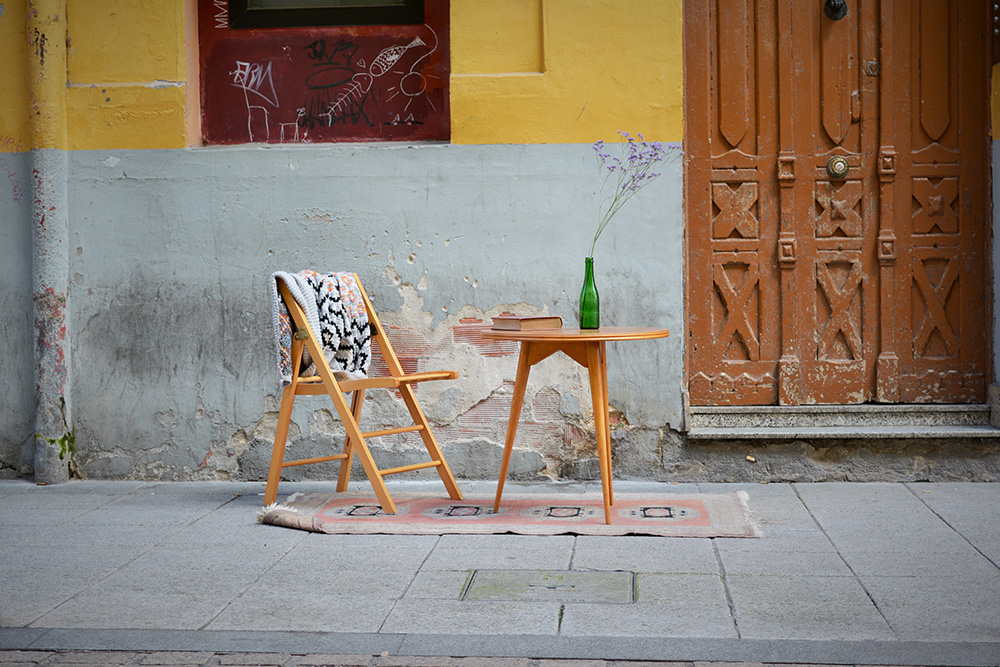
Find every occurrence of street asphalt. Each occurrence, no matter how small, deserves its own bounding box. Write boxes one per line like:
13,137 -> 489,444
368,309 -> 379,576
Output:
1,478 -> 998,667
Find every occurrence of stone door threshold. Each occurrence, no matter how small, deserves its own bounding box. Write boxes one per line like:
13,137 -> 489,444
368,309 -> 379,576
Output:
685,404 -> 1000,440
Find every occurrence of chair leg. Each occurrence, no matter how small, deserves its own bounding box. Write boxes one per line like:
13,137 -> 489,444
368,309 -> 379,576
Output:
399,384 -> 463,500
320,377 -> 397,514
337,389 -> 365,492
344,424 -> 397,514
264,384 -> 296,506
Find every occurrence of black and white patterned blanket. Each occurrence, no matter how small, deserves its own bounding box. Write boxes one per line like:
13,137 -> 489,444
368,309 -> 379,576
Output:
271,270 -> 371,385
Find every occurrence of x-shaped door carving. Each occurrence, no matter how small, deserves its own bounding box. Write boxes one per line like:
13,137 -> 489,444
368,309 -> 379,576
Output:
912,257 -> 959,358
713,261 -> 760,361
815,259 -> 863,360
712,182 -> 759,239
815,181 -> 862,237
912,177 -> 958,234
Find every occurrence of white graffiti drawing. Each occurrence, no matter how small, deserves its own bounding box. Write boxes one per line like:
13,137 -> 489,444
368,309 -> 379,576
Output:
280,109 -> 305,143
325,36 -> 425,123
301,26 -> 438,130
231,60 -> 279,142
384,25 -> 440,118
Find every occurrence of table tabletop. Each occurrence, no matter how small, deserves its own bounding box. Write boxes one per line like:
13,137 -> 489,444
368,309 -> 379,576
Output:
481,326 -> 669,342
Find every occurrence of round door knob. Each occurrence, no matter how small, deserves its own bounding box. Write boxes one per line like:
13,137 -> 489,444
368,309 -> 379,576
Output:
824,0 -> 848,20
827,155 -> 850,179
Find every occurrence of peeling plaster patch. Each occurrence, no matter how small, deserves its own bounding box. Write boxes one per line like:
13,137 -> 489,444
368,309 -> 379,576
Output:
383,265 -> 402,286
147,80 -> 184,89
311,409 -> 338,435
252,410 -> 294,442
102,156 -> 121,168
33,285 -> 68,393
155,409 -> 176,427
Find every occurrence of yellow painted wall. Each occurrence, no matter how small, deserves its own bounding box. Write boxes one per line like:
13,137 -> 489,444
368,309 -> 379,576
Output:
3,0 -> 683,150
450,0 -> 683,144
0,1 -> 187,151
0,2 -> 31,151
65,0 -> 187,149
12,1 -> 995,148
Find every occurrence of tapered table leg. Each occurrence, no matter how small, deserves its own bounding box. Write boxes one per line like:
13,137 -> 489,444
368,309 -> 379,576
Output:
586,342 -> 613,524
493,343 -> 533,513
598,341 -> 613,507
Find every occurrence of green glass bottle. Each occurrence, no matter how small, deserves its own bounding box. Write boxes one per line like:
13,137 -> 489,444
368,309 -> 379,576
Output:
579,256 -> 600,329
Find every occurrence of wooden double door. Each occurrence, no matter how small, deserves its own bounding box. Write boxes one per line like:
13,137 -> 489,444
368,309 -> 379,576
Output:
685,0 -> 991,405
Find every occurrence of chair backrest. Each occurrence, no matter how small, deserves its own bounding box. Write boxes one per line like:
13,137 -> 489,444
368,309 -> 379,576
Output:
277,273 -> 408,380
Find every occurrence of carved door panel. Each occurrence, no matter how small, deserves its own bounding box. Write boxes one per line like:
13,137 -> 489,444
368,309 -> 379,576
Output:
786,0 -> 880,404
886,0 -> 991,402
685,0 -> 990,406
686,0 -> 781,405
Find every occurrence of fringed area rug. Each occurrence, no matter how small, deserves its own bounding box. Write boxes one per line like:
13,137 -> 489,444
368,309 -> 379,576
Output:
258,492 -> 758,537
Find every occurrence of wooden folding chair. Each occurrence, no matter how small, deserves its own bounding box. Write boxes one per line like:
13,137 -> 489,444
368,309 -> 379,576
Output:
264,274 -> 463,512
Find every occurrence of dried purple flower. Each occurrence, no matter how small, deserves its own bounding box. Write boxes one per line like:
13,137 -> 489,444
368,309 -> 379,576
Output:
589,130 -> 668,256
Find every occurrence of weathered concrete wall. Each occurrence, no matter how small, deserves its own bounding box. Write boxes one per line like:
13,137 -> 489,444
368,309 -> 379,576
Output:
67,143 -> 684,481
0,151 -> 35,477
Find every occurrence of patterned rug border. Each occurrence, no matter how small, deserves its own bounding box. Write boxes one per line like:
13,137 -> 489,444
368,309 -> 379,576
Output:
258,492 -> 759,537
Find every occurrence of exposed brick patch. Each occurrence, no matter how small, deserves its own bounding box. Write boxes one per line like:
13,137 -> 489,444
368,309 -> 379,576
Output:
453,322 -> 518,357
531,387 -> 563,422
564,423 -> 585,449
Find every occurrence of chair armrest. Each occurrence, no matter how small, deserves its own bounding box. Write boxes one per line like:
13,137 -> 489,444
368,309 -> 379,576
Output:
396,370 -> 458,384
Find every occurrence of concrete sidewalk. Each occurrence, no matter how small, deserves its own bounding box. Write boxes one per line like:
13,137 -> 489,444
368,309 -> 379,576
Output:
1,479 -> 998,667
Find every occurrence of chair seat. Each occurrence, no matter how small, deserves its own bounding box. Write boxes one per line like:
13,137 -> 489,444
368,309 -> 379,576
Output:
293,370 -> 458,394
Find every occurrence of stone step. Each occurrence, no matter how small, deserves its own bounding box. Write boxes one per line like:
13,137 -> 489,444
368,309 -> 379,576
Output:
685,404 -> 1000,440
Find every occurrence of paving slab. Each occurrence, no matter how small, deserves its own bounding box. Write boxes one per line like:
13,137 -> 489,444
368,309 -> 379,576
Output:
21,630 -> 406,657
837,547 -> 998,577
571,536 -> 719,573
765,639 -> 1000,666
392,634 -> 775,663
249,564 -> 417,600
294,654 -> 373,666
206,591 -> 397,634
137,651 -> 216,665
0,631 -> 48,651
725,575 -> 895,641
262,534 -> 439,572
464,570 -> 632,603
717,549 -> 852,577
422,535 -> 574,571
713,528 -> 836,554
379,600 -> 560,635
861,574 -> 1000,642
559,599 -> 740,639
39,650 -> 141,664
908,482 -> 1000,565
30,588 -> 234,631
402,570 -> 472,600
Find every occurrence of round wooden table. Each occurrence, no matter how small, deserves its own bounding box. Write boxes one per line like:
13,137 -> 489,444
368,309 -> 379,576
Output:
481,326 -> 670,524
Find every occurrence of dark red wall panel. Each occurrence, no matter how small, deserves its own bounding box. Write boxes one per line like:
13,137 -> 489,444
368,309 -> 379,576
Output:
198,0 -> 449,144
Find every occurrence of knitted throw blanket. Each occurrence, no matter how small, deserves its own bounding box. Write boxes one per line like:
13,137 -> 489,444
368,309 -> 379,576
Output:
272,271 -> 371,385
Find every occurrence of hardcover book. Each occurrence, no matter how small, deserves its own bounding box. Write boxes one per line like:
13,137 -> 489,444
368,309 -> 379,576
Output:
491,315 -> 564,331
